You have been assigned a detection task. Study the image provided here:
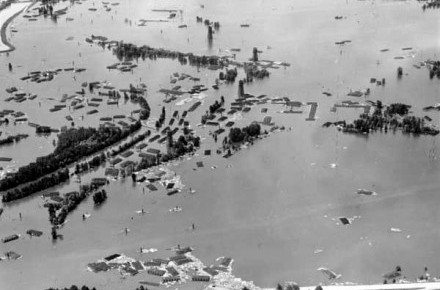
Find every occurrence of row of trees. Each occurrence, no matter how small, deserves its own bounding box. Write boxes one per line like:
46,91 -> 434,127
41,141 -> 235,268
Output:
335,102 -> 439,136
46,286 -> 96,290
135,154 -> 158,171
110,130 -> 150,157
74,153 -> 107,174
0,0 -> 14,10
73,130 -> 149,175
0,121 -> 141,192
244,63 -> 270,81
201,98 -> 225,124
2,168 -> 69,203
55,127 -> 98,154
36,126 -> 52,134
0,134 -> 28,146
48,183 -> 106,226
228,123 -> 261,143
137,133 -> 201,171
429,60 -> 440,78
209,98 -> 224,114
219,68 -> 238,82
385,103 -> 411,116
422,1 -> 440,10
104,38 -> 229,69
137,96 -> 151,120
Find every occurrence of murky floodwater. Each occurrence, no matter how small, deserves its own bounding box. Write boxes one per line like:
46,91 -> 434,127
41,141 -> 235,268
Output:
0,0 -> 439,289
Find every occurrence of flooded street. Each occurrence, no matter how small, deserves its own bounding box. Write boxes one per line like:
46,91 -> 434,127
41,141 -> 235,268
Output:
0,0 -> 439,289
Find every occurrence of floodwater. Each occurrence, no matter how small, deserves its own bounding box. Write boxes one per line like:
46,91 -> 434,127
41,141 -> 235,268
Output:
0,0 -> 440,289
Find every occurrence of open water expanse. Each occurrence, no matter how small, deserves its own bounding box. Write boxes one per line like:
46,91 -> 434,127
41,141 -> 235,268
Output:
0,0 -> 440,289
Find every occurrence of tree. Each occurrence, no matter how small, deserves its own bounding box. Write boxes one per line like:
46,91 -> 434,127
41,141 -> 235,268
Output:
247,123 -> 261,137
166,131 -> 174,154
229,128 -> 244,143
51,227 -> 57,240
93,189 -> 107,205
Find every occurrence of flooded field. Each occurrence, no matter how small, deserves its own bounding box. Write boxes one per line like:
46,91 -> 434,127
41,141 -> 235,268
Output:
0,0 -> 440,289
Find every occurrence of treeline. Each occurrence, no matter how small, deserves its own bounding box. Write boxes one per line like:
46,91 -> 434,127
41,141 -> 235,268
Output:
2,168 -> 69,203
48,183 -> 106,225
55,127 -> 98,155
36,126 -> 52,134
138,96 -> 151,120
110,130 -> 151,157
244,63 -> 270,81
0,121 -> 141,192
201,98 -> 224,124
325,101 -> 439,136
422,1 -> 440,10
385,103 -> 410,116
46,286 -> 96,290
73,130 -> 150,174
106,40 -> 229,69
0,134 -> 29,146
219,68 -> 238,82
0,0 -> 14,10
228,123 -> 261,143
136,133 -> 201,171
428,60 -> 440,78
74,153 -> 107,174
125,85 -> 151,121
167,133 -> 200,158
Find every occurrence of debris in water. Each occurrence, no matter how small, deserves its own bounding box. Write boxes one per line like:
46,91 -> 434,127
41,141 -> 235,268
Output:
141,248 -> 158,254
2,234 -> 20,243
169,206 -> 182,212
317,267 -> 342,280
383,266 -> 402,280
26,229 -> 43,237
356,189 -> 377,196
339,217 -> 351,225
2,251 -> 22,260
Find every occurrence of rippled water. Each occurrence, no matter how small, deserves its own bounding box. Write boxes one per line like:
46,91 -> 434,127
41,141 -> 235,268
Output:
0,0 -> 439,289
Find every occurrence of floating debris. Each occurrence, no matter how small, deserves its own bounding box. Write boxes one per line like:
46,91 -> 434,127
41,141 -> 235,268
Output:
2,251 -> 22,260
169,206 -> 182,212
317,267 -> 342,280
26,229 -> 43,237
339,217 -> 351,225
356,189 -> 377,196
383,266 -> 402,280
2,234 -> 19,243
141,248 -> 158,254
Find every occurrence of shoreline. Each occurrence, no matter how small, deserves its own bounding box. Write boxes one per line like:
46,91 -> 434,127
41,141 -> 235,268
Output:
0,1 -> 33,53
